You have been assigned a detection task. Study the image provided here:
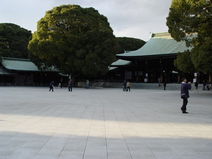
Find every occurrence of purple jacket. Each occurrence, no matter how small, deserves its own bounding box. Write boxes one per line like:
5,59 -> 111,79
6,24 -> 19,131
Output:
181,82 -> 191,98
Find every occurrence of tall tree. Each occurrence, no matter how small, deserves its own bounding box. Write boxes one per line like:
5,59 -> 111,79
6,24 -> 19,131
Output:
0,23 -> 31,58
174,50 -> 195,73
28,5 -> 118,77
116,37 -> 146,53
166,0 -> 212,73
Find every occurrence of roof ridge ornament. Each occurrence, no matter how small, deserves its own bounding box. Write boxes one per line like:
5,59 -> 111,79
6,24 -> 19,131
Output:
150,32 -> 155,38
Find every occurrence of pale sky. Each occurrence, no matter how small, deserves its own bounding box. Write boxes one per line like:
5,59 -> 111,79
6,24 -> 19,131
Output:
0,0 -> 173,41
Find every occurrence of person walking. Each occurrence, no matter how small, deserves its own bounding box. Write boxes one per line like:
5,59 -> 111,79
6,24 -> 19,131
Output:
59,78 -> 63,88
126,81 -> 131,92
206,81 -> 210,90
86,79 -> 89,89
49,81 -> 54,92
122,80 -> 127,91
158,77 -> 161,87
180,78 -> 191,114
194,81 -> 199,92
68,80 -> 73,92
203,80 -> 206,90
163,80 -> 167,90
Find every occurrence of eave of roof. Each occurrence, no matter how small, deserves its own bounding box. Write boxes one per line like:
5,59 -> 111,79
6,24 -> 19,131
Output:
110,59 -> 131,67
109,66 -> 118,71
1,57 -> 58,72
0,66 -> 17,75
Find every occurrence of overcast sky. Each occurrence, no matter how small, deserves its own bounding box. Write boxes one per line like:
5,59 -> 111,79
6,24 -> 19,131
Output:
0,0 -> 173,41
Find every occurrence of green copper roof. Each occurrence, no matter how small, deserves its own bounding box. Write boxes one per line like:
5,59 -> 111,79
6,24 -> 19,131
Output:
109,66 -> 117,71
1,57 -> 58,72
109,59 -> 131,71
110,59 -> 131,66
0,66 -> 16,75
117,32 -> 193,59
2,57 -> 39,71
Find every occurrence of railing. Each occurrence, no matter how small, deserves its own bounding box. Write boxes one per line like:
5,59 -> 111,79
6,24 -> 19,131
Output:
92,81 -> 104,87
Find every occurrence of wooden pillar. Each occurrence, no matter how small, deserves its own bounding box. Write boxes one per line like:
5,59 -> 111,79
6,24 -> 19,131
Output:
135,60 -> 139,83
178,73 -> 181,83
144,59 -> 148,82
209,73 -> 212,83
159,58 -> 163,82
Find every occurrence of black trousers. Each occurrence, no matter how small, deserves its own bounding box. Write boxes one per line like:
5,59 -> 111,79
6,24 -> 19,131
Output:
181,98 -> 188,112
68,86 -> 72,92
49,86 -> 53,92
126,86 -> 130,91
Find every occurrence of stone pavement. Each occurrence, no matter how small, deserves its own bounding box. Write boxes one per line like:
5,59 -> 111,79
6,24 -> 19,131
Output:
0,86 -> 212,159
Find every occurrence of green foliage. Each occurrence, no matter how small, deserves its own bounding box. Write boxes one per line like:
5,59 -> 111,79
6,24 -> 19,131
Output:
174,50 -> 195,73
28,5 -> 118,77
0,23 -> 31,58
190,37 -> 212,73
116,37 -> 146,53
167,0 -> 211,44
167,0 -> 212,73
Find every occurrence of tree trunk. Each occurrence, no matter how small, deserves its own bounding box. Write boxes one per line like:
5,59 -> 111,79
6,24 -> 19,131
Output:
209,73 -> 212,83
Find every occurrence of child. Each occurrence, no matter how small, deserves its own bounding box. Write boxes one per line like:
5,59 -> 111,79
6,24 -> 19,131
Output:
126,81 -> 131,92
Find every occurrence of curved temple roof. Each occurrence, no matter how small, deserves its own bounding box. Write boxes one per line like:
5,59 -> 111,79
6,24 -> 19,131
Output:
109,59 -> 131,71
1,57 -> 58,72
2,57 -> 39,71
110,59 -> 131,66
117,32 -> 193,59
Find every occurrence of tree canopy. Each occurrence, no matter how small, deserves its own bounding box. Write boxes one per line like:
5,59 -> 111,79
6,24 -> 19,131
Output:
0,23 -> 31,58
116,37 -> 146,53
28,5 -> 118,77
174,50 -> 195,73
166,0 -> 212,73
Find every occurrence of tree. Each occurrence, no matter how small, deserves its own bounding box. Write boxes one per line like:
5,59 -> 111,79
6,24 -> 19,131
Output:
174,50 -> 195,73
116,37 -> 146,53
0,23 -> 31,58
190,39 -> 212,73
166,0 -> 212,73
28,5 -> 118,77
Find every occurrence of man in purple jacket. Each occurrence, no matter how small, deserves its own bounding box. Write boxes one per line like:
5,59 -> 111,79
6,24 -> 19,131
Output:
181,78 -> 191,114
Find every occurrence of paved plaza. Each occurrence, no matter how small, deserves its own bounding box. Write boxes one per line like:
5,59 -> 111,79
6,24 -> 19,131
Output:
0,86 -> 212,159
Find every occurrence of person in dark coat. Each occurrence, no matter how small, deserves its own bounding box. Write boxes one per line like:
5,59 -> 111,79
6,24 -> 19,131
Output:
122,80 -> 127,91
181,78 -> 191,114
163,80 -> 167,90
86,79 -> 89,89
194,81 -> 199,92
203,80 -> 207,90
68,80 -> 73,92
49,81 -> 54,92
